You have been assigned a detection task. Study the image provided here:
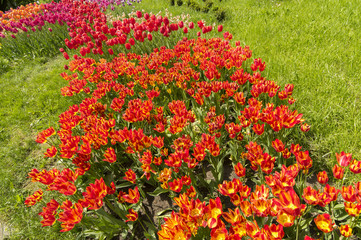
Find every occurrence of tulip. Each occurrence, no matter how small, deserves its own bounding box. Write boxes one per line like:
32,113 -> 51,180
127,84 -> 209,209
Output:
314,213 -> 333,233
317,171 -> 329,184
332,164 -> 344,179
339,224 -> 352,237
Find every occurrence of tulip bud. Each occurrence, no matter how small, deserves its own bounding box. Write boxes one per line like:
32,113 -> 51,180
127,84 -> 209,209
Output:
147,33 -> 152,41
63,52 -> 69,60
332,164 -> 344,179
317,171 -> 329,184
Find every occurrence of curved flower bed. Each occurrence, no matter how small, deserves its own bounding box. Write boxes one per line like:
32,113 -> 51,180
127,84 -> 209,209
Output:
19,0 -> 361,239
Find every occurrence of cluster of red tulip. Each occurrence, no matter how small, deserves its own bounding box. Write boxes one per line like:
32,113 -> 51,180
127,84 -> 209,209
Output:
60,1 -> 218,59
22,0 -> 361,239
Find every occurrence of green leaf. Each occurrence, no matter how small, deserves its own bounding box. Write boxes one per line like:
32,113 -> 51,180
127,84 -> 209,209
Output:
333,210 -> 349,221
216,158 -> 224,181
299,217 -> 313,228
192,227 -> 211,240
138,185 -> 147,198
120,230 -> 130,240
96,208 -> 128,228
148,187 -> 169,196
283,225 -> 296,239
116,181 -> 135,189
333,203 -> 345,210
144,232 -> 155,240
143,221 -> 158,240
156,207 -> 173,217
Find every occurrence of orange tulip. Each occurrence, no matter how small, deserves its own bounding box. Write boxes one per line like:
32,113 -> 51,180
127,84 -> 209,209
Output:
272,139 -> 285,152
206,197 -> 223,229
123,169 -> 136,184
81,178 -> 108,210
274,189 -> 305,217
314,213 -> 333,233
210,224 -> 228,240
355,181 -> 361,203
222,208 -> 245,226
332,164 -> 344,179
349,159 -> 361,174
263,224 -> 284,240
282,148 -> 291,159
122,186 -> 140,204
168,178 -> 183,193
302,186 -> 319,205
246,220 -> 261,238
336,151 -> 352,167
38,199 -> 59,227
219,180 -> 239,197
252,123 -> 265,135
234,162 -> 246,177
24,189 -> 43,206
125,209 -> 138,222
44,146 -> 58,158
294,150 -> 312,172
341,185 -> 356,202
58,200 -> 83,232
317,171 -> 328,184
240,200 -> 253,217
36,127 -> 55,143
251,198 -> 271,217
339,224 -> 352,237
344,202 -> 361,217
276,211 -> 295,227
300,123 -> 310,132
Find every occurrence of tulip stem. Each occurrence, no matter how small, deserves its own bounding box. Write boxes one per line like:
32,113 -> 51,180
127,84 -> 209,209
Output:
142,205 -> 156,228
329,203 -> 336,240
341,169 -> 348,189
138,218 -> 147,233
296,217 -> 300,240
259,168 -> 265,185
350,216 -> 357,238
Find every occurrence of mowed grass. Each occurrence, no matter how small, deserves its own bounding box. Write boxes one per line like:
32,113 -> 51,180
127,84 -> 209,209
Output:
224,0 -> 361,163
137,0 -> 361,174
0,55 -> 77,239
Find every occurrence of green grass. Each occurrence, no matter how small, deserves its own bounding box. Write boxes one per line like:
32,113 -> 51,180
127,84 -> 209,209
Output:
0,55 -> 77,239
224,0 -> 361,173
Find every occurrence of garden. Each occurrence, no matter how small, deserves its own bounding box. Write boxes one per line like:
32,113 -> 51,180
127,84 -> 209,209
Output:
0,0 -> 361,239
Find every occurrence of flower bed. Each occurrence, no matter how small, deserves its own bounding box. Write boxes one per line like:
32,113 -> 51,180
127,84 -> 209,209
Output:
17,0 -> 361,239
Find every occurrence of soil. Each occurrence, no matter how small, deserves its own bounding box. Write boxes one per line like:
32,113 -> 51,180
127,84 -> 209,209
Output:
118,159 -> 239,239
